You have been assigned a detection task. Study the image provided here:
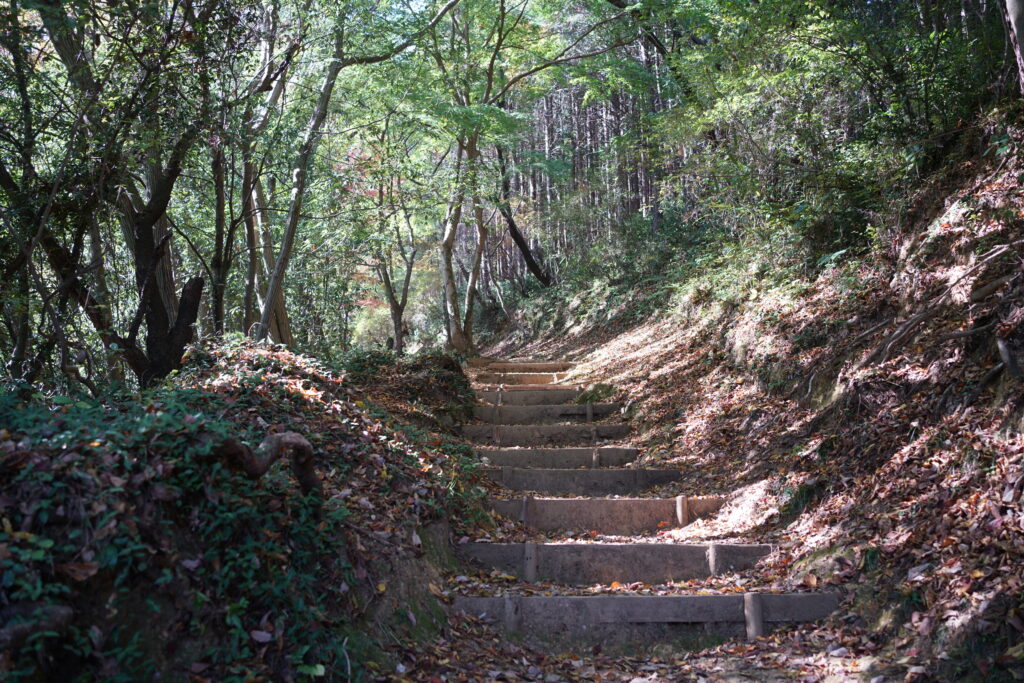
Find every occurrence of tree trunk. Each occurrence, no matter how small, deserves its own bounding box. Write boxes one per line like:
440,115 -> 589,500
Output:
210,139 -> 228,335
242,162 -> 258,335
256,30 -> 345,342
440,142 -> 469,351
495,145 -> 552,286
460,137 -> 489,349
378,261 -> 405,354
253,179 -> 294,346
1007,0 -> 1024,93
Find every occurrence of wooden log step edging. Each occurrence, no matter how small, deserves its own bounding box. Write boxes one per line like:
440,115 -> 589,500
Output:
476,372 -> 569,385
460,542 -> 772,584
462,423 -> 631,447
476,389 -> 582,406
476,447 -> 639,468
486,362 -> 575,373
466,357 -> 500,368
474,403 -> 620,424
451,593 -> 841,644
488,495 -> 725,534
481,467 -> 680,495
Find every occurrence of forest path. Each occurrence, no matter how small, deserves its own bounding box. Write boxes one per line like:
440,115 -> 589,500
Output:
450,358 -> 840,653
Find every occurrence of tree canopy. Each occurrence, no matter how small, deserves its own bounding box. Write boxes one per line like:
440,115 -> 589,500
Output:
0,0 -> 1015,382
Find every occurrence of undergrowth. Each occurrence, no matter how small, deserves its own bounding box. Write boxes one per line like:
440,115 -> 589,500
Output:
0,342 -> 482,680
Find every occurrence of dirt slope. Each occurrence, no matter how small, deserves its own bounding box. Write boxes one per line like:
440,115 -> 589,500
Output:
482,109 -> 1024,681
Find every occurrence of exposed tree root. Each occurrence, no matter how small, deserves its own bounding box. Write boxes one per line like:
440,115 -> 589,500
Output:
864,242 -> 1022,366
216,432 -> 322,497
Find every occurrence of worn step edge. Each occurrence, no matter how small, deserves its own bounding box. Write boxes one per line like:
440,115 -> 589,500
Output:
460,542 -> 772,584
466,357 -> 501,368
481,467 -> 679,495
476,447 -> 639,468
475,384 -> 583,393
463,424 -> 632,447
474,403 -> 620,424
451,593 -> 841,641
476,389 -> 582,406
476,372 -> 569,385
488,495 -> 725,533
487,362 -> 575,373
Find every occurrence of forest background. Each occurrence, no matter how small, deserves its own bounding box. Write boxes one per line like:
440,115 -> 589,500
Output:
2,0 -> 1016,386
4,0 -> 1024,680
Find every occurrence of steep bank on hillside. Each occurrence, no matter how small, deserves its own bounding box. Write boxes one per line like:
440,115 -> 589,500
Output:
0,343 -> 481,680
488,111 -> 1024,680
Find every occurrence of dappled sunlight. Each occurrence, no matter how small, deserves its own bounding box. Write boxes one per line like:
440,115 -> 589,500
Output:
481,129 -> 1024,677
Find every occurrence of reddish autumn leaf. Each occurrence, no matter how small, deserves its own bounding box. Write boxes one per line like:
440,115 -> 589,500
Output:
57,562 -> 99,581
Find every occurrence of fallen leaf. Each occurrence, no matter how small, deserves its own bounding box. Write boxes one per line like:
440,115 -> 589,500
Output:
57,562 -> 99,582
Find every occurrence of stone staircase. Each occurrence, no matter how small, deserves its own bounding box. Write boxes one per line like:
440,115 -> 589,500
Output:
452,358 -> 840,650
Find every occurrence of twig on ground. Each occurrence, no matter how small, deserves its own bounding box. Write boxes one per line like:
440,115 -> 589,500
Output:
961,362 -> 1006,409
937,321 -> 998,340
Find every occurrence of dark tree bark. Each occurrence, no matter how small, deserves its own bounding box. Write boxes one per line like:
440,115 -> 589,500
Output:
1006,0 -> 1024,93
242,162 -> 259,335
210,136 -> 229,335
33,0 -> 208,386
495,145 -> 552,287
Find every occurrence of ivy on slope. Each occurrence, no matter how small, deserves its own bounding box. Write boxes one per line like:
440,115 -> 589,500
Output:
0,343 -> 482,681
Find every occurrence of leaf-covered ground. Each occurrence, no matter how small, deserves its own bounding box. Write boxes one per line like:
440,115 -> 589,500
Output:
474,112 -> 1024,681
6,116 -> 1024,681
0,342 -> 486,680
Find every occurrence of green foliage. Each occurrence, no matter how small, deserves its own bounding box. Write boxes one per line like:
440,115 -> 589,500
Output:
493,0 -> 1008,325
0,342 -> 481,680
0,389 -> 356,679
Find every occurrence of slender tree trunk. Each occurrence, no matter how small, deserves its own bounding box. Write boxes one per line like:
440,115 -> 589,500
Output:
460,137 -> 489,348
440,142 -> 469,351
1006,0 -> 1024,93
253,178 -> 294,346
495,145 -> 552,286
6,270 -> 30,378
242,162 -> 258,335
378,261 -> 404,354
210,139 -> 227,335
256,30 -> 345,342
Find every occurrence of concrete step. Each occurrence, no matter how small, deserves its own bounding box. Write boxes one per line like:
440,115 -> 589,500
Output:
466,357 -> 500,368
451,593 -> 841,649
482,467 -> 680,495
487,362 -> 574,373
474,403 -> 620,424
460,542 -> 773,584
489,495 -> 725,534
476,388 -> 581,405
476,372 -> 569,385
463,424 -> 631,447
476,447 -> 639,468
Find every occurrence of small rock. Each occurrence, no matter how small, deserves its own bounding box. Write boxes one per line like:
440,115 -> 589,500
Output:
907,563 -> 931,582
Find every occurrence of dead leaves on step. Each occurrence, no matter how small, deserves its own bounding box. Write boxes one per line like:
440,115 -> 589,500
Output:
467,160 -> 1024,678
383,613 -> 877,682
441,565 -> 804,599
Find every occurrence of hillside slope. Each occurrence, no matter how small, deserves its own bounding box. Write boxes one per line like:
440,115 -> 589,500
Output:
0,343 -> 482,680
487,109 -> 1024,680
